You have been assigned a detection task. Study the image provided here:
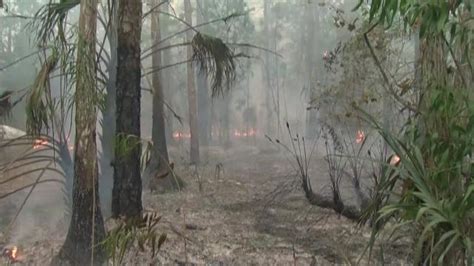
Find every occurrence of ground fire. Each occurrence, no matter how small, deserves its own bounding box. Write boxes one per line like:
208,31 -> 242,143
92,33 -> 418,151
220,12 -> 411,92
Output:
172,131 -> 191,140
32,138 -> 49,149
233,128 -> 257,138
2,246 -> 20,263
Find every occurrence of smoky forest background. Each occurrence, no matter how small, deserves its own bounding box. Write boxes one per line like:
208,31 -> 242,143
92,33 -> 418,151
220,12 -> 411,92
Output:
0,0 -> 473,265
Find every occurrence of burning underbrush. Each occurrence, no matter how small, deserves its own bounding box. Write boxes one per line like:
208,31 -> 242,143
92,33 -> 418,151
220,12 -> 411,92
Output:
172,128 -> 258,141
0,137 -> 410,264
2,245 -> 21,264
0,126 -> 70,265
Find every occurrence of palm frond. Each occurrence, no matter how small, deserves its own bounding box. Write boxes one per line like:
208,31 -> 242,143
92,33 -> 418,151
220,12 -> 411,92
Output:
192,32 -> 236,97
0,91 -> 14,120
26,51 -> 59,136
29,0 -> 80,45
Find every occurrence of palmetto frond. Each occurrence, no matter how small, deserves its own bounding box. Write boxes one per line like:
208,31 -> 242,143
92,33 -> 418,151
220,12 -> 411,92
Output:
192,32 -> 237,97
26,51 -> 59,136
29,0 -> 80,45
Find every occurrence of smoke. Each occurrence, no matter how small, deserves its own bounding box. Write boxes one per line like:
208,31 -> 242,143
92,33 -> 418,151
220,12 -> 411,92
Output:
0,126 -> 67,245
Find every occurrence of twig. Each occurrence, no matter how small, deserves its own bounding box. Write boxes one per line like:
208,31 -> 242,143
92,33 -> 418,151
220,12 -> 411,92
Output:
363,23 -> 418,114
442,35 -> 468,88
142,0 -> 168,19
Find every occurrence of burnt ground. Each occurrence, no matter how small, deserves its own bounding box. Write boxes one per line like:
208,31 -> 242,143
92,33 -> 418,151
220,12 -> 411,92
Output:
0,141 -> 411,265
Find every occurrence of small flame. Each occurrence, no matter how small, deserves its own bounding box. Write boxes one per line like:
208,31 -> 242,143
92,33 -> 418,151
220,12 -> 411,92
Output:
323,50 -> 330,60
390,155 -> 401,166
33,138 -> 49,149
234,130 -> 242,137
172,131 -> 191,140
233,128 -> 257,138
355,130 -> 365,144
10,246 -> 17,260
3,246 -> 20,263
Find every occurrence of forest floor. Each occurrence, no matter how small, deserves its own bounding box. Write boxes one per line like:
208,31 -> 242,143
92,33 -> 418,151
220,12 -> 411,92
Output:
0,140 -> 411,265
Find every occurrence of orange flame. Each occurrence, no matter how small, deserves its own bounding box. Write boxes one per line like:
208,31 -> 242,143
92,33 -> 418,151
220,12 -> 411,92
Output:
10,246 -> 17,260
33,139 -> 49,149
3,246 -> 19,262
172,131 -> 191,140
390,155 -> 401,166
233,128 -> 257,138
355,130 -> 365,144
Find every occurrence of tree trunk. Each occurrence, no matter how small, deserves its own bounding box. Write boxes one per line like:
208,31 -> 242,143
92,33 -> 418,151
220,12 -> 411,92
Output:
147,0 -> 183,192
196,68 -> 210,147
184,0 -> 200,164
223,94 -> 232,148
100,1 -> 118,218
112,0 -> 143,218
53,0 -> 106,264
195,2 -> 210,148
263,0 -> 274,136
161,2 -> 174,145
305,2 -> 320,139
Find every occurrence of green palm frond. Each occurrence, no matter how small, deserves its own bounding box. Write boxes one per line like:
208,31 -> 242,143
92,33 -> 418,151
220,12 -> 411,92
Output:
192,32 -> 237,97
26,50 -> 59,136
29,0 -> 80,45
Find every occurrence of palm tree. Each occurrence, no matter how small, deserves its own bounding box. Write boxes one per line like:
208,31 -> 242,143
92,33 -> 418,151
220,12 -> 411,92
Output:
112,0 -> 143,218
52,0 -> 106,264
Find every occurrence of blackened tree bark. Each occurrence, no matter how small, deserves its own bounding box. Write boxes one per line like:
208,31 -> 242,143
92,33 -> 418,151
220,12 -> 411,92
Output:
184,0 -> 200,164
112,0 -> 143,218
52,0 -> 106,264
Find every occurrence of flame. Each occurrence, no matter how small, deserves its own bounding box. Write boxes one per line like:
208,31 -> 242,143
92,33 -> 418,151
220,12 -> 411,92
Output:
390,155 -> 401,166
248,128 -> 257,136
10,246 -> 17,260
323,50 -> 330,60
172,131 -> 191,140
3,246 -> 19,262
33,138 -> 49,149
234,128 -> 257,138
355,130 -> 365,144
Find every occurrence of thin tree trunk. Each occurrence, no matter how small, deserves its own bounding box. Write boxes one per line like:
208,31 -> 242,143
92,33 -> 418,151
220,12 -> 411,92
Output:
263,0 -> 273,136
161,2 -> 174,145
53,0 -> 106,264
184,0 -> 200,164
195,1 -> 210,148
100,1 -> 118,218
196,67 -> 210,147
147,0 -> 183,192
112,0 -> 143,218
223,94 -> 231,148
305,3 -> 320,139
